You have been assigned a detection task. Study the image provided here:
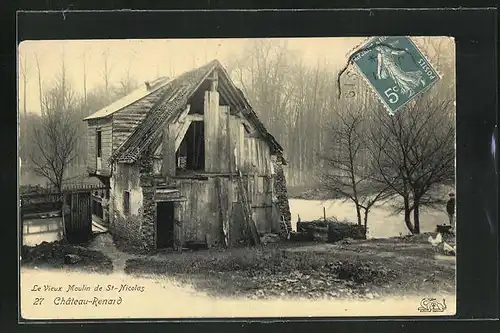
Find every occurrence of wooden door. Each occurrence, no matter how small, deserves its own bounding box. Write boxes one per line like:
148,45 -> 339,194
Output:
156,202 -> 175,249
66,192 -> 92,244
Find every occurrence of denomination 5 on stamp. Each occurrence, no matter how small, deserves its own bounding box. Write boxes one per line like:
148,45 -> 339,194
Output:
350,36 -> 441,114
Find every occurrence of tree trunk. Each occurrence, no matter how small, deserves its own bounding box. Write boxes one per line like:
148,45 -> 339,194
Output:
355,204 -> 362,226
83,52 -> 87,107
35,53 -> 44,115
61,48 -> 66,110
23,77 -> 27,117
413,200 -> 421,234
363,209 -> 369,230
403,196 -> 415,234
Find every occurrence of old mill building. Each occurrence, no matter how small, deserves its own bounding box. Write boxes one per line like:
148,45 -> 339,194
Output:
83,60 -> 292,251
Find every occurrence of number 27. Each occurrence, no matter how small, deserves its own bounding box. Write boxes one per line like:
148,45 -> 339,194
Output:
33,297 -> 44,306
384,87 -> 399,104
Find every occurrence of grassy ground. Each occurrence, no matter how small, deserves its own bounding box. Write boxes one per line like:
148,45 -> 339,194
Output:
20,231 -> 455,300
125,233 -> 455,300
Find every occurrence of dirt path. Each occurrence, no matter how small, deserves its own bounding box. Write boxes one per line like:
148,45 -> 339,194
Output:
87,233 -> 138,273
88,233 -> 172,273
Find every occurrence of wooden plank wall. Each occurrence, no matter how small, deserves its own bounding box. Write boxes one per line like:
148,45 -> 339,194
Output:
228,117 -> 245,171
203,92 -> 255,174
86,118 -> 112,174
177,176 -> 276,243
250,175 -> 272,234
112,86 -> 167,151
243,137 -> 270,174
219,106 -> 230,172
229,202 -> 246,245
215,176 -> 231,246
87,121 -> 97,171
178,177 -> 238,246
243,138 -> 252,171
162,123 -> 176,178
179,178 -> 218,244
204,91 -> 220,172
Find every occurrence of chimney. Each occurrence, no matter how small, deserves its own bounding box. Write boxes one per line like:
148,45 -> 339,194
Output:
145,81 -> 152,91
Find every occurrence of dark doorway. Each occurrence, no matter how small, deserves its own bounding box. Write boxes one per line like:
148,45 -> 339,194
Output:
64,192 -> 92,244
176,121 -> 205,173
156,202 -> 175,249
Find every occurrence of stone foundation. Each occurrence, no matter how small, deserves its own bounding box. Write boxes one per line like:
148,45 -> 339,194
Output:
138,152 -> 156,252
139,185 -> 156,251
272,155 -> 292,233
108,154 -> 157,253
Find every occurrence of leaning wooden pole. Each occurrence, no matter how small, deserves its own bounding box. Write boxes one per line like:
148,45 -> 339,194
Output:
237,171 -> 261,246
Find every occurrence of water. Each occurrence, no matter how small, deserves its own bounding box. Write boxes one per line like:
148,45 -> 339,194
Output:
23,232 -> 62,247
22,217 -> 64,246
288,199 -> 447,239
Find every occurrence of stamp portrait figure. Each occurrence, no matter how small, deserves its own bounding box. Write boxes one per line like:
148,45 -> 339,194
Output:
374,44 -> 426,97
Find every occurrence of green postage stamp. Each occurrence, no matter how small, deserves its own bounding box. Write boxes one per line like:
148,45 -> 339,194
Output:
351,36 -> 441,114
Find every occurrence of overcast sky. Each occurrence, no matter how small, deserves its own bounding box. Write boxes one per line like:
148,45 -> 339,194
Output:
18,37 -> 452,114
17,37 -> 368,113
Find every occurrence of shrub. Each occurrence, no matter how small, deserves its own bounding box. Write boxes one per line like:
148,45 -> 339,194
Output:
328,260 -> 396,284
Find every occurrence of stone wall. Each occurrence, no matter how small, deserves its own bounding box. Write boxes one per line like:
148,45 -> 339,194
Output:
271,155 -> 292,233
139,186 -> 156,251
138,152 -> 156,252
109,162 -> 143,251
109,158 -> 158,253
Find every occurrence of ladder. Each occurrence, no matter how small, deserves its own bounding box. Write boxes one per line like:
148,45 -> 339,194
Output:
236,171 -> 261,246
279,215 -> 291,240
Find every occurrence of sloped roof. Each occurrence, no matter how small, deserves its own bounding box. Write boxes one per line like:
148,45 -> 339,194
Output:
111,59 -> 284,164
83,76 -> 171,120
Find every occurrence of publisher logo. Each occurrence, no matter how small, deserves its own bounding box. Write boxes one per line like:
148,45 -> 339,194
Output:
418,298 -> 447,313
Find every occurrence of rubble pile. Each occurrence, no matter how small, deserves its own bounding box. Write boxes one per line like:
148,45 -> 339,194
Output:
21,240 -> 113,273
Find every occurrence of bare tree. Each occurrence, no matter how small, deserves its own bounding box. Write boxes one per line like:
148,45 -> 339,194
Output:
228,40 -> 321,186
82,50 -> 88,107
30,48 -> 80,190
34,52 -> 44,115
101,48 -> 114,102
19,52 -> 30,117
30,87 -> 78,192
318,109 -> 391,228
59,45 -> 68,110
47,46 -> 76,113
369,94 -> 455,234
168,61 -> 175,78
118,60 -> 138,96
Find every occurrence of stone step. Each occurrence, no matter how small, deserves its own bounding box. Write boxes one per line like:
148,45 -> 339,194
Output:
156,184 -> 180,190
156,188 -> 180,193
